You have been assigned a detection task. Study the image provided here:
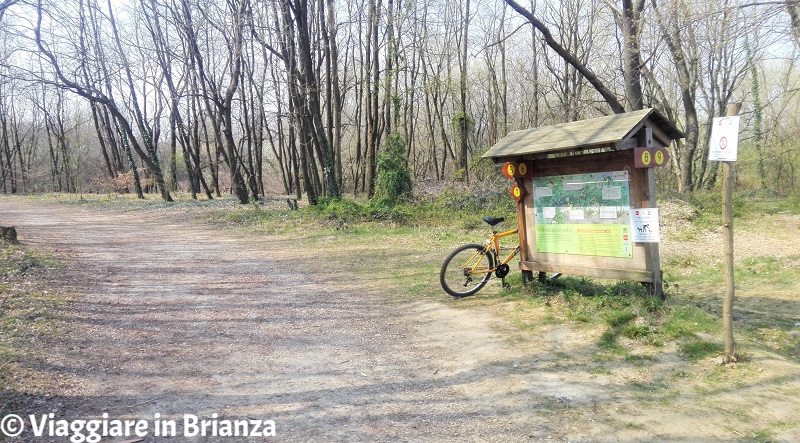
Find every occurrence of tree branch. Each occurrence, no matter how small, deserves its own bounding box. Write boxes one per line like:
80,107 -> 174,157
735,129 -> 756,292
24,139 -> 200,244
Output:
503,0 -> 626,114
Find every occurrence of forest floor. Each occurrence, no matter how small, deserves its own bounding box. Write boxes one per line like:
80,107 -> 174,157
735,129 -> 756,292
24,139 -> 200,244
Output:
1,195 -> 800,442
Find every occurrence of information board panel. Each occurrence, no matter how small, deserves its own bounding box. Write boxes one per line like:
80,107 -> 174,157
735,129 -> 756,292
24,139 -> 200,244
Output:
533,171 -> 632,258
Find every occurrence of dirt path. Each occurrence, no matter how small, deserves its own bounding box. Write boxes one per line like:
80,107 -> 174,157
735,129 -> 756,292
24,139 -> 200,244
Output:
1,199 -> 558,442
3,198 -> 800,443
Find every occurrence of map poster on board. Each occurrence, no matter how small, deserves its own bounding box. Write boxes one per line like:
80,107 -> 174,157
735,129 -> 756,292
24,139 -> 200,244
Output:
533,171 -> 632,258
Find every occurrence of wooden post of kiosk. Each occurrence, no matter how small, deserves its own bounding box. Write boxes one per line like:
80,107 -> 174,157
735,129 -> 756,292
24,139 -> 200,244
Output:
503,161 -> 535,283
640,127 -> 664,299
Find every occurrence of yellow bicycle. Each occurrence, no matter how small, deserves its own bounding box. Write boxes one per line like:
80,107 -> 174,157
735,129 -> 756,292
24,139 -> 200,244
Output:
439,217 -> 521,297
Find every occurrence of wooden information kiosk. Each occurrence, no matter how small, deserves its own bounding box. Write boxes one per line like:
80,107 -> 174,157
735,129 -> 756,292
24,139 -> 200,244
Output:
483,109 -> 684,299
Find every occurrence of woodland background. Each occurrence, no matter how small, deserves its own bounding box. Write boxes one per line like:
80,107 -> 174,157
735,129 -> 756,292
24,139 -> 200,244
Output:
0,0 -> 799,204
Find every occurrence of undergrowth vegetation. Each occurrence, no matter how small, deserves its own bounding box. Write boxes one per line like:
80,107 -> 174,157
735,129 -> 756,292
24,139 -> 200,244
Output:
0,245 -> 65,405
306,178 -> 517,230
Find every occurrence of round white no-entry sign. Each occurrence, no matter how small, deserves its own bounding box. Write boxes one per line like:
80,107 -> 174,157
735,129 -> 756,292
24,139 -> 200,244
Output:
709,117 -> 739,161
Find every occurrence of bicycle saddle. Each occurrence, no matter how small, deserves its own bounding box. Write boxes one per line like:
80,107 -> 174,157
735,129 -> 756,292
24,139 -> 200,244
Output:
483,217 -> 505,226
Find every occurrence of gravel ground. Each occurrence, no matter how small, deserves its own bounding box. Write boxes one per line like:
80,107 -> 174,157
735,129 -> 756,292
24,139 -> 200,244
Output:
0,199 -> 553,442
3,197 -> 800,443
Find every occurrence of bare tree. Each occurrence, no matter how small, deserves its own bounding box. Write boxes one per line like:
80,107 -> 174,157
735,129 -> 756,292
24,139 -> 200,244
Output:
787,0 -> 800,44
324,0 -> 344,192
504,0 -> 626,114
34,0 -> 172,200
0,76 -> 23,193
456,0 -> 471,178
649,0 -> 701,193
364,0 -> 383,197
0,0 -> 794,200
292,0 -> 340,198
143,0 -> 212,199
217,0 -> 252,203
178,0 -> 252,203
104,0 -> 172,201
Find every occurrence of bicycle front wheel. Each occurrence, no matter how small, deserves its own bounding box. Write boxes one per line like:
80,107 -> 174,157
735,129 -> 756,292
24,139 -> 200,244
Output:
439,243 -> 495,297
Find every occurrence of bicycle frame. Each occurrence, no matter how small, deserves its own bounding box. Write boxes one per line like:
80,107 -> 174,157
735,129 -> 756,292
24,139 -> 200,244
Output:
490,228 -> 520,267
463,227 -> 519,277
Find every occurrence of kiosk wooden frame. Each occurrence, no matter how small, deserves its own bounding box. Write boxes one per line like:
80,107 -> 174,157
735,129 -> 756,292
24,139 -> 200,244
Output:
483,108 -> 684,298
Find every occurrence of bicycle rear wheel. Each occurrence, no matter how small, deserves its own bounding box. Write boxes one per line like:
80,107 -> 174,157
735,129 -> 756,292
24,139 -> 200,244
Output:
439,243 -> 495,297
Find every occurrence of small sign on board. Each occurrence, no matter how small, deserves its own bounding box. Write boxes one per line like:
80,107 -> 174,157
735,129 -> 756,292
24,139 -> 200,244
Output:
634,147 -> 670,168
509,181 -> 525,202
631,208 -> 660,243
501,161 -> 531,179
709,116 -> 740,162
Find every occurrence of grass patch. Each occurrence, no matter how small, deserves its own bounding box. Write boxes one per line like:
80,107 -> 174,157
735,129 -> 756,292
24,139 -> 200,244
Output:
0,245 -> 67,407
776,194 -> 800,214
517,276 -> 673,358
683,191 -> 754,224
604,310 -> 637,328
629,380 -> 668,392
589,366 -> 613,375
508,274 -> 729,362
750,421 -> 800,443
678,340 -> 723,361
1,246 -> 58,277
739,256 -> 800,287
622,324 -> 652,339
194,192 -> 730,365
598,330 -> 624,352
660,305 -> 720,339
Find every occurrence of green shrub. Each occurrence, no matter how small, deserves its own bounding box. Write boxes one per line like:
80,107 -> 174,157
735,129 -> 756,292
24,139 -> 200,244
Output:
373,133 -> 413,205
435,184 -> 516,218
313,198 -> 365,221
778,194 -> 800,214
1,246 -> 55,278
685,191 -> 752,221
365,200 -> 412,224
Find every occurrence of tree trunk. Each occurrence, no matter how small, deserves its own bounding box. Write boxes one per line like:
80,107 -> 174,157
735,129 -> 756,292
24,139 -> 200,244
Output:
327,0 -> 343,194
105,0 -> 172,202
651,0 -> 700,193
621,0 -> 645,110
721,102 -> 741,365
294,0 -> 339,198
365,0 -> 382,198
458,0 -> 470,179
